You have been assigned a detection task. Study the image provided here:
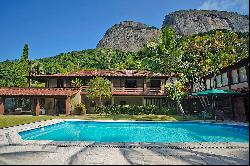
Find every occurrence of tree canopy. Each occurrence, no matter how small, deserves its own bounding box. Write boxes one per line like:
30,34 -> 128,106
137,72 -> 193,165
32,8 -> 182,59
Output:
0,29 -> 248,89
87,77 -> 112,106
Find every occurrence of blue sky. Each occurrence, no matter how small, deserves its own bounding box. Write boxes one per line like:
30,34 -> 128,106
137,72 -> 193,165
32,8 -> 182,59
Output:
0,0 -> 249,62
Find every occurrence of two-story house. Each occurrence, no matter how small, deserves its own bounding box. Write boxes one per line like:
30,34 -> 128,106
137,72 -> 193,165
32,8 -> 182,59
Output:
0,70 -> 171,115
191,57 -> 249,122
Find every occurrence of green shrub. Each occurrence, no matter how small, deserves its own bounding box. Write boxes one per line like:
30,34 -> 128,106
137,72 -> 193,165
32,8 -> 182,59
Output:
93,104 -> 161,115
158,106 -> 177,115
73,103 -> 87,115
94,105 -> 107,115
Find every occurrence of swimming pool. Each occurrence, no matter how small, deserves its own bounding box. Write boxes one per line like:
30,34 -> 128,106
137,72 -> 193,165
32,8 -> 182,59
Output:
19,121 -> 249,143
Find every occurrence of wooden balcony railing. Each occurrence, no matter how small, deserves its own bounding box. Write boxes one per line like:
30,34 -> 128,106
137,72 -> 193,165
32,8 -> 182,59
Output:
29,86 -> 165,95
113,87 -> 144,93
147,87 -> 162,92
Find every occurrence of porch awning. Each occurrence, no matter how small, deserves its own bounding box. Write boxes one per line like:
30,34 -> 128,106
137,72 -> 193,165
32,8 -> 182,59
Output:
0,88 -> 79,97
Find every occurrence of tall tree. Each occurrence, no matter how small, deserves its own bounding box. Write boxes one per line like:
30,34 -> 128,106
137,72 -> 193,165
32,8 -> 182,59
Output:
87,77 -> 112,106
143,27 -> 249,115
16,44 -> 30,87
181,30 -> 249,91
21,44 -> 29,62
145,26 -> 187,115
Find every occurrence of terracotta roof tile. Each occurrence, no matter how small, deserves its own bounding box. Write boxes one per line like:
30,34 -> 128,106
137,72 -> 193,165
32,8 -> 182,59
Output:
0,88 -> 79,96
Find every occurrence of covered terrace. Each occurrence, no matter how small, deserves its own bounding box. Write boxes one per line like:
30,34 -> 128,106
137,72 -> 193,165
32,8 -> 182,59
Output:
0,88 -> 79,116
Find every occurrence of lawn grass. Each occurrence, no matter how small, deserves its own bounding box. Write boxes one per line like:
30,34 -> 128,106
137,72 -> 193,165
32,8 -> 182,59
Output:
0,114 -> 201,128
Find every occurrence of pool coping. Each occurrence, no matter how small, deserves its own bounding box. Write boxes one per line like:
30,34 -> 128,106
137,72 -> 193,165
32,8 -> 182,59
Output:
0,119 -> 249,150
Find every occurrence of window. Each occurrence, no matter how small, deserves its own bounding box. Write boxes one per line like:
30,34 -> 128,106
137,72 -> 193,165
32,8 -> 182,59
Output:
216,75 -> 222,87
150,80 -> 161,88
57,79 -> 64,88
145,98 -> 166,107
206,79 -> 211,89
239,66 -> 247,82
231,69 -> 239,84
222,73 -> 228,86
125,80 -> 137,88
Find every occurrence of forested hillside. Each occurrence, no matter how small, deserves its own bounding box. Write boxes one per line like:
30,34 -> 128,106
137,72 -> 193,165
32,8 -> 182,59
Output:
0,29 -> 249,87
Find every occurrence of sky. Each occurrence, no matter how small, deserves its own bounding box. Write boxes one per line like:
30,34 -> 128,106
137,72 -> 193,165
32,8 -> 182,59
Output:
0,0 -> 249,62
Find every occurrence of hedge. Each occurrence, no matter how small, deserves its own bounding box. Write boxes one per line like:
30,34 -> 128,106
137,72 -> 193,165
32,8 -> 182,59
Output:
93,104 -> 177,115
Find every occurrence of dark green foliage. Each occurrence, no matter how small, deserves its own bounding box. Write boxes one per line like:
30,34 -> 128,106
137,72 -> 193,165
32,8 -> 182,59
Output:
158,106 -> 177,115
30,61 -> 45,75
87,77 -> 112,106
93,104 -> 177,115
0,60 -> 19,87
37,48 -> 142,75
0,44 -> 30,87
16,44 -> 30,87
0,29 -> 248,88
72,103 -> 87,115
0,48 -> 143,87
21,44 -> 29,62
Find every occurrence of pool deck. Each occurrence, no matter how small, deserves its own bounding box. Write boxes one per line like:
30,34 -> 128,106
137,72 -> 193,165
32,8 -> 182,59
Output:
0,119 -> 249,165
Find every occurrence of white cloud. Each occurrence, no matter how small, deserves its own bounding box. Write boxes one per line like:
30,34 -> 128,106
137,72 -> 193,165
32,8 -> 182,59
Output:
199,0 -> 249,15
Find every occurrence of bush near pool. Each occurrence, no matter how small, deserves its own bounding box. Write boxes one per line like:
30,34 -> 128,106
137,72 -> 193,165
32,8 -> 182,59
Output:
94,105 -> 177,115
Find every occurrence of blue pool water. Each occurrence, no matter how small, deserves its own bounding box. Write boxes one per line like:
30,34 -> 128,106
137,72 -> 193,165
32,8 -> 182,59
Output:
19,121 -> 249,143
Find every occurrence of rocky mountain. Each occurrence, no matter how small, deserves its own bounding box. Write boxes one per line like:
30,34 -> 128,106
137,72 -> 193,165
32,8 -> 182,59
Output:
96,21 -> 160,52
97,10 -> 249,52
163,10 -> 249,36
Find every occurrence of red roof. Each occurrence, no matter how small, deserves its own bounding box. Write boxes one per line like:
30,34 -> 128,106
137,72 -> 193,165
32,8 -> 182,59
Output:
30,70 -> 168,78
0,88 -> 79,96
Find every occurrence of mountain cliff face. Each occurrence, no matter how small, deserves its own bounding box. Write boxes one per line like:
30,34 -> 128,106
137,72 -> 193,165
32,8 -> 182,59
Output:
97,10 -> 249,52
163,10 -> 249,36
96,21 -> 160,52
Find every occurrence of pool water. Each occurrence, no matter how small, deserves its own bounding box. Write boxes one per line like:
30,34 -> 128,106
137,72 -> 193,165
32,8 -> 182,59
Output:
19,121 -> 249,143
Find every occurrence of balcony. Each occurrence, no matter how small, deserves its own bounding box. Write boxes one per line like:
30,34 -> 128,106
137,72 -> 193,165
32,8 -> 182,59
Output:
113,87 -> 164,95
39,86 -> 165,96
147,87 -> 161,92
113,87 -> 144,95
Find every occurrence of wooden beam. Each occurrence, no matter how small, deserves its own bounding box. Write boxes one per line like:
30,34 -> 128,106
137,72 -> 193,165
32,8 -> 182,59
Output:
65,96 -> 70,115
143,78 -> 147,93
0,97 -> 5,115
111,79 -> 114,94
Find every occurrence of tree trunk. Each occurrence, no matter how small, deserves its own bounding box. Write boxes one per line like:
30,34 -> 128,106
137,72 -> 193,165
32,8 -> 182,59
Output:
99,97 -> 102,106
171,78 -> 185,117
177,98 -> 185,116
